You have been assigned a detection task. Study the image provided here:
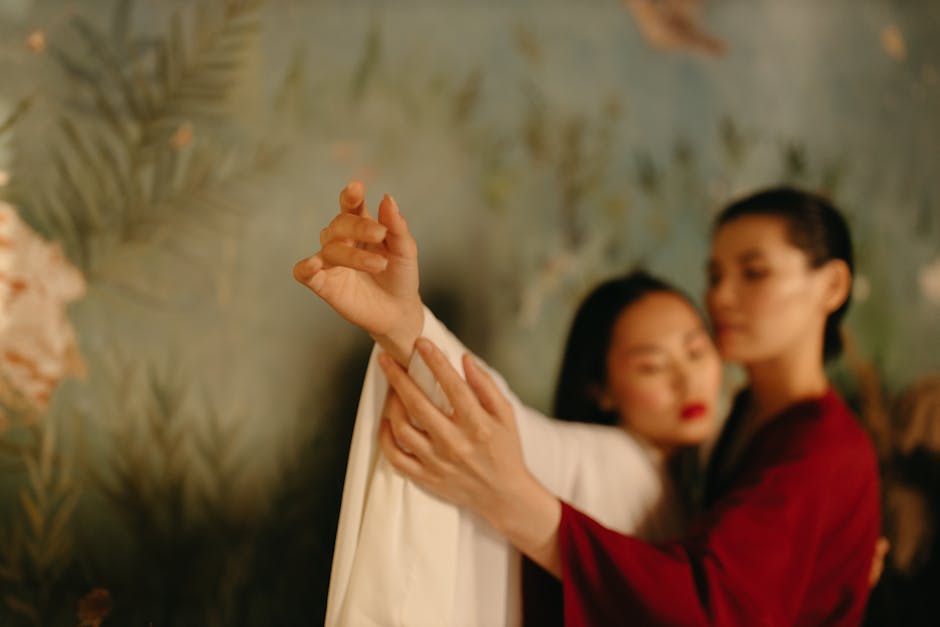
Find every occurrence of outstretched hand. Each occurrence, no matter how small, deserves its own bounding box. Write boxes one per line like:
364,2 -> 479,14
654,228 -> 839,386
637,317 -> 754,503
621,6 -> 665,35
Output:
293,181 -> 424,364
376,338 -> 563,576
869,536 -> 890,589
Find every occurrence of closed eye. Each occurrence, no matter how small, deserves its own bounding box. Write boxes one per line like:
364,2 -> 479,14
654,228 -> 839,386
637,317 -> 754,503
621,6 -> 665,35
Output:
635,362 -> 667,375
742,267 -> 769,281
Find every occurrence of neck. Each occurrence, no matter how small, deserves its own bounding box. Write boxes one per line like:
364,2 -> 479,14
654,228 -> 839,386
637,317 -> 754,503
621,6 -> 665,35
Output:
744,339 -> 829,426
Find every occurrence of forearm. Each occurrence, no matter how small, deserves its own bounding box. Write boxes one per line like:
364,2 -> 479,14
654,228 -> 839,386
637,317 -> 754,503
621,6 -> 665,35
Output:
489,471 -> 563,578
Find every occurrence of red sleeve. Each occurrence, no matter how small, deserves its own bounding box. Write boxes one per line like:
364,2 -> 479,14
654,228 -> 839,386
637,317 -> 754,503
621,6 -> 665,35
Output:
558,423 -> 858,626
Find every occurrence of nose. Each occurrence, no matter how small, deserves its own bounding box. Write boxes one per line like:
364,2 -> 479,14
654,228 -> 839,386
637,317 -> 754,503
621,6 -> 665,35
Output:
671,361 -> 691,397
706,274 -> 735,315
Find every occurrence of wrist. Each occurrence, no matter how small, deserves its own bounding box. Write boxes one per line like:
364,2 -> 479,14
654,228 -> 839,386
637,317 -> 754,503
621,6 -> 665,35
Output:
374,301 -> 425,365
489,471 -> 562,576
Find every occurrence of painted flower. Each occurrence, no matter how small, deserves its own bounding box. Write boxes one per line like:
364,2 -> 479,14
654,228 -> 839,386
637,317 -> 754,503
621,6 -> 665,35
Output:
919,257 -> 940,306
623,0 -> 726,57
25,30 -> 46,53
0,202 -> 86,413
881,25 -> 906,61
77,588 -> 112,627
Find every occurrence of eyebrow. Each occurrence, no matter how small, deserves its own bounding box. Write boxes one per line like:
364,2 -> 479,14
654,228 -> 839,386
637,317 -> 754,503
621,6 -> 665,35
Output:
707,249 -> 767,269
736,250 -> 768,263
622,326 -> 708,355
623,344 -> 663,357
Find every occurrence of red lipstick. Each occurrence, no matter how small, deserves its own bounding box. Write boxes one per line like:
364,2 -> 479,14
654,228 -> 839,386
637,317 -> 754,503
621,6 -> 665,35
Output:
680,403 -> 708,421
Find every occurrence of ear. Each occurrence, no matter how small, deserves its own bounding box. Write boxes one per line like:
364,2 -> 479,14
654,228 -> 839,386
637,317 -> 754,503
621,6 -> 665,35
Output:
819,259 -> 852,314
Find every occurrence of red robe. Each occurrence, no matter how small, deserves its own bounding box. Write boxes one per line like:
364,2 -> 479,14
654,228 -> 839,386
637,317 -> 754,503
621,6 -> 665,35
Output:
556,388 -> 881,626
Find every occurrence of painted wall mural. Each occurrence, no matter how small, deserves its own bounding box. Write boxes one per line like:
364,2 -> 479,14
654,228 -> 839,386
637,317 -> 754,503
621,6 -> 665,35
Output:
0,0 -> 937,623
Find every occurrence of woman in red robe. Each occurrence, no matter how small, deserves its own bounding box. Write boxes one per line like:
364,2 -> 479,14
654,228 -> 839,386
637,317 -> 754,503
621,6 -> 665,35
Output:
296,185 -> 882,625
522,190 -> 882,625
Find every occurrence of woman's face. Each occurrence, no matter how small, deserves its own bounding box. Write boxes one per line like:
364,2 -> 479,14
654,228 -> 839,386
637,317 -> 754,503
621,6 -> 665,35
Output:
601,292 -> 722,451
705,215 -> 834,364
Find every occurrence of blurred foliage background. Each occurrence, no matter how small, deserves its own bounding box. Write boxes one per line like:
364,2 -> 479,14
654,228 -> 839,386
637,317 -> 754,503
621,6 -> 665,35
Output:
0,0 -> 937,624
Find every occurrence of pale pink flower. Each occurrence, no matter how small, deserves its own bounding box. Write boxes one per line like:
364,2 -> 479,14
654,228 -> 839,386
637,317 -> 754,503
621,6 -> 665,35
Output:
0,202 -> 86,412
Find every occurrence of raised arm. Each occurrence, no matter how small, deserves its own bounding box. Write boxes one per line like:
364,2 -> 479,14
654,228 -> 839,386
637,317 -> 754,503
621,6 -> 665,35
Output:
292,180 -> 423,365
296,181 -> 665,529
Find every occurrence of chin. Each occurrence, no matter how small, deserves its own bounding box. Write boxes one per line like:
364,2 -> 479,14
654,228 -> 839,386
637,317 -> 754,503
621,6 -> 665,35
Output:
717,340 -> 755,363
676,421 -> 715,445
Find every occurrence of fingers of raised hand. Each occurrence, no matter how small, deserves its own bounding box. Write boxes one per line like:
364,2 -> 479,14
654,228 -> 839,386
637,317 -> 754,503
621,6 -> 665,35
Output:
321,241 -> 388,273
339,180 -> 372,218
377,194 -> 418,260
292,254 -> 325,288
320,213 -> 387,248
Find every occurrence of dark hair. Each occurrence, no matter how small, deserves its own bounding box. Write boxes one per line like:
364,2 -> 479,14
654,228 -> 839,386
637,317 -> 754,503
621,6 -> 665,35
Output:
552,271 -> 696,426
713,187 -> 854,362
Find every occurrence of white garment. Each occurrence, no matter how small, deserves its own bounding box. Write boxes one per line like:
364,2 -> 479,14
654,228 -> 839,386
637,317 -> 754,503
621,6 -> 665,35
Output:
325,308 -> 682,627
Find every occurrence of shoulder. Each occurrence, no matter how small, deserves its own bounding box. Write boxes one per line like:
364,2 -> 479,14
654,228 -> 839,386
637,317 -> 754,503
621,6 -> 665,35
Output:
519,415 -> 661,492
555,424 -> 668,529
559,422 -> 662,484
748,389 -> 879,493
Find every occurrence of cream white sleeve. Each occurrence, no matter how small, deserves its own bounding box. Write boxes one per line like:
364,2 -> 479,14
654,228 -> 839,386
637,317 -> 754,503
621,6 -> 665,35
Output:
325,307 -> 671,627
324,308 -> 464,627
